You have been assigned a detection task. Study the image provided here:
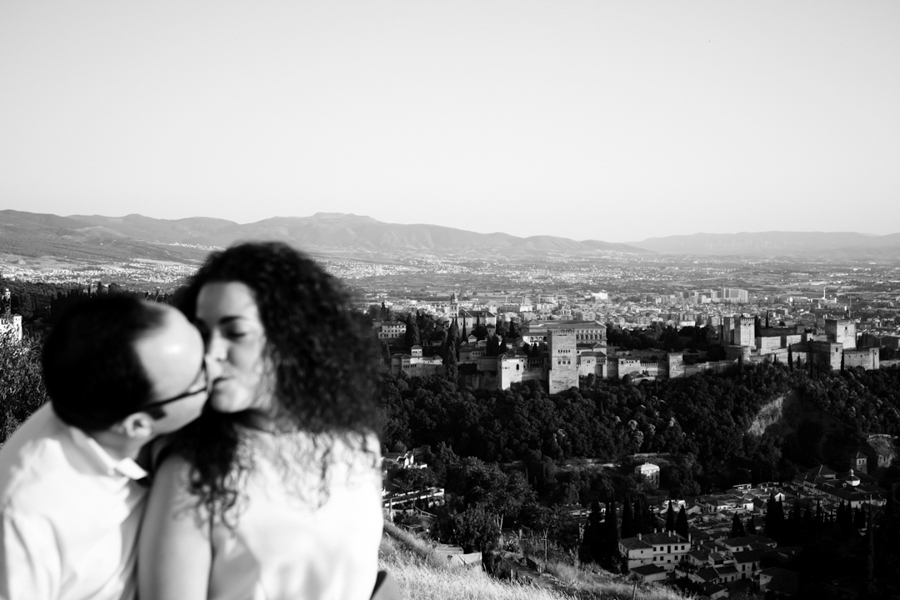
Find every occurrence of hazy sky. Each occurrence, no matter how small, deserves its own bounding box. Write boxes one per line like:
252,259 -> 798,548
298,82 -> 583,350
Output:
1,2 -> 898,243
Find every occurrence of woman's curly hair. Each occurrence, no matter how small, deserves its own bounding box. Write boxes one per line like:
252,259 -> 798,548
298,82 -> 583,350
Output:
170,241 -> 381,524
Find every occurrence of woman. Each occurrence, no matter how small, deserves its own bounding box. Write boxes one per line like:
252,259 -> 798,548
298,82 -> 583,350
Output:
139,242 -> 385,600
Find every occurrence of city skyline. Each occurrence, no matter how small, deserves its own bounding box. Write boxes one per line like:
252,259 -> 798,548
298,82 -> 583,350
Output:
1,1 -> 898,243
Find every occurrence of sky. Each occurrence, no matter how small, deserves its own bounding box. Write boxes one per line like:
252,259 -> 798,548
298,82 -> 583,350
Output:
1,2 -> 898,243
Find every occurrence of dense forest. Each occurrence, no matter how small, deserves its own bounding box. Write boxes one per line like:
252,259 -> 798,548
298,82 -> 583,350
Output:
381,364 -> 900,493
0,276 -> 173,334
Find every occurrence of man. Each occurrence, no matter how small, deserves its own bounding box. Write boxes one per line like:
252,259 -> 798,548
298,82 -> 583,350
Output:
0,295 -> 214,599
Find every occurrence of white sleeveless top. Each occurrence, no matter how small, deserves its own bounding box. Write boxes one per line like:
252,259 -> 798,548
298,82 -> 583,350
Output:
207,429 -> 383,600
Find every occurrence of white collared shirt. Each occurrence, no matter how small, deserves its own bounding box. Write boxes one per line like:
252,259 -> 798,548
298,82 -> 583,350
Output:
0,404 -> 148,600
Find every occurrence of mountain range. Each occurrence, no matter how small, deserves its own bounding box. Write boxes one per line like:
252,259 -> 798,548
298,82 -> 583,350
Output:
0,209 -> 898,262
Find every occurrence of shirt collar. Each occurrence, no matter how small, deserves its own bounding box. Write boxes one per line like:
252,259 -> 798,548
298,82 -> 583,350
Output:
68,425 -> 150,481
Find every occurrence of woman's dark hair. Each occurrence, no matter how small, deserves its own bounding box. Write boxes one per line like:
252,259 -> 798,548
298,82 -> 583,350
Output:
172,241 -> 381,522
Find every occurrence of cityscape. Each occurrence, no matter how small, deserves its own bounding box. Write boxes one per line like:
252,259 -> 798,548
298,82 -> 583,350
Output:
2,224 -> 900,598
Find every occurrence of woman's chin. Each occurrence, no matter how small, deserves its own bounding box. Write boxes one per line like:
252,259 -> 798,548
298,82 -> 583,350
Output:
208,391 -> 253,414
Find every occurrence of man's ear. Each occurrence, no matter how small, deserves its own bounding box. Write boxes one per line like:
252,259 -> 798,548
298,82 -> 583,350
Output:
115,412 -> 156,440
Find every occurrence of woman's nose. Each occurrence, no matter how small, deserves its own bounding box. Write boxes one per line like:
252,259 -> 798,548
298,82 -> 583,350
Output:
205,333 -> 227,362
204,354 -> 223,383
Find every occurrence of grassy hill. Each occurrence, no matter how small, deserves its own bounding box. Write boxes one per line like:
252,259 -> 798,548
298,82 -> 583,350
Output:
380,521 -> 690,600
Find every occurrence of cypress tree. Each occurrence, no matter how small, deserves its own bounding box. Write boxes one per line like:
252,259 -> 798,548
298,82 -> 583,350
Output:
675,506 -> 689,540
731,512 -> 746,538
635,495 -> 653,534
665,501 -> 676,533
444,345 -> 458,383
580,501 -> 605,564
765,493 -> 784,541
621,495 -> 635,538
404,312 -> 421,349
602,499 -> 620,569
448,317 -> 459,341
632,497 -> 644,536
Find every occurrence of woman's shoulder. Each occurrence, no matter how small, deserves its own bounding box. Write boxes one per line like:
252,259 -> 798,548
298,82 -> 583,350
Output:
151,452 -> 195,490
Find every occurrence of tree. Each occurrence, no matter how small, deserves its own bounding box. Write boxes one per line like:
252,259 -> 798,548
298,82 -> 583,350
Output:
380,340 -> 392,367
580,500 -> 605,564
765,494 -> 785,541
665,501 -> 676,533
731,512 -> 747,538
675,506 -> 689,539
440,504 -> 500,554
473,314 -> 488,341
485,334 -> 500,357
0,334 -> 49,442
746,515 -> 757,535
445,457 -> 534,532
447,318 -> 459,343
404,312 -> 421,349
444,345 -> 458,383
634,495 -> 654,534
601,498 -> 621,571
621,494 -> 635,538
380,302 -> 393,321
391,467 -> 437,506
366,304 -> 381,321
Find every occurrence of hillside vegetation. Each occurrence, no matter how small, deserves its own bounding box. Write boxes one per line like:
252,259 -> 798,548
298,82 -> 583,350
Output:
382,362 -> 900,497
380,521 -> 689,600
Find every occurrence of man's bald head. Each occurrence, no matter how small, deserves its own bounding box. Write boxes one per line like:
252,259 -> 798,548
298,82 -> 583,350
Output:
43,296 -> 186,431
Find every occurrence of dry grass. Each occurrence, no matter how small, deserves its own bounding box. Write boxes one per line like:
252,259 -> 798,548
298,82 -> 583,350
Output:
380,523 -> 572,600
379,522 -> 694,600
546,562 -> 692,600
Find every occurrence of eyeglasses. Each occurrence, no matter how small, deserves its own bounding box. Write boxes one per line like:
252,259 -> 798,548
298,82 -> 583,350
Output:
141,360 -> 212,411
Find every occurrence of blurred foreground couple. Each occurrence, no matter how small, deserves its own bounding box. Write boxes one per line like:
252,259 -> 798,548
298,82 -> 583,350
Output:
0,242 -> 400,600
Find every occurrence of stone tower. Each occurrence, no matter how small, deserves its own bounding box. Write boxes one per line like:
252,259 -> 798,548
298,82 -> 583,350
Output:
448,292 -> 459,319
825,319 -> 856,350
548,328 -> 578,393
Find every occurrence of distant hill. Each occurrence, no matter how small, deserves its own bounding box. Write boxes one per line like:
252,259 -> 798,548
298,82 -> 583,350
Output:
627,231 -> 900,259
3,209 -> 898,262
0,210 -> 212,263
0,210 -> 646,262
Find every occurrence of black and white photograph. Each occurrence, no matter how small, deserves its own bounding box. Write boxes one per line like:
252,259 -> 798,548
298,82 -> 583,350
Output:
1,2 -> 899,599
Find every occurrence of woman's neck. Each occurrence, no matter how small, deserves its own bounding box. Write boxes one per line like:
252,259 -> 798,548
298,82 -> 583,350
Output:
237,409 -> 291,434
